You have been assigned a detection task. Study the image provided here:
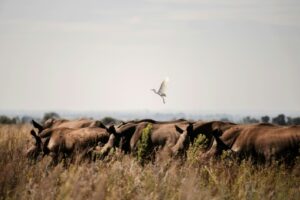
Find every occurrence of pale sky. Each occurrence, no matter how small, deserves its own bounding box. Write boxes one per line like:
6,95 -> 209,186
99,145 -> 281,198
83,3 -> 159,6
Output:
0,0 -> 299,114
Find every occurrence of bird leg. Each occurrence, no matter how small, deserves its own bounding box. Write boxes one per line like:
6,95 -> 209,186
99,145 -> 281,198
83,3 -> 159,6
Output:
161,96 -> 166,104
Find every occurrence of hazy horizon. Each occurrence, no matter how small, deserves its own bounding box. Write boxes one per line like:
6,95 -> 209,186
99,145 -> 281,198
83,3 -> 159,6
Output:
1,109 -> 300,120
1,0 -> 299,113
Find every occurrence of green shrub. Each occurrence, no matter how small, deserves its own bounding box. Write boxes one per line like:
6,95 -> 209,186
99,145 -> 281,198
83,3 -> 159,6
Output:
187,134 -> 208,163
136,123 -> 153,165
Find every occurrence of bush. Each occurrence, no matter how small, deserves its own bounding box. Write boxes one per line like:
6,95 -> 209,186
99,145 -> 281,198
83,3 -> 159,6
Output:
187,134 -> 208,164
101,117 -> 119,125
43,112 -> 60,123
287,117 -> 300,125
0,115 -> 18,124
261,116 -> 270,123
272,114 -> 286,125
136,123 -> 153,165
242,116 -> 259,124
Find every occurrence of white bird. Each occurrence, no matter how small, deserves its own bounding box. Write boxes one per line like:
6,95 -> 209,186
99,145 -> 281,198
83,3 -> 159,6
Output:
151,77 -> 169,104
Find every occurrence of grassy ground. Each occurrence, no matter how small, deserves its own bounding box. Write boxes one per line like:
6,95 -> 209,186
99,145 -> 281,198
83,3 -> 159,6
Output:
0,124 -> 299,200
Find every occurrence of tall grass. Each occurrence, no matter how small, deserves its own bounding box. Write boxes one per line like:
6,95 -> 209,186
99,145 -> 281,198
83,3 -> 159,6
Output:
0,125 -> 299,200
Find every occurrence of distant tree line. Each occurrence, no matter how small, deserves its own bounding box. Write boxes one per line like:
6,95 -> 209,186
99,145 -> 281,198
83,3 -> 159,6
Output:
0,112 -> 120,126
242,114 -> 300,125
0,116 -> 20,124
0,112 -> 61,125
0,112 -> 300,126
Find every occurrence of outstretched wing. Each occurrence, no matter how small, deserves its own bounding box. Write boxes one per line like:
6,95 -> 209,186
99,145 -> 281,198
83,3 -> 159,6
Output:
158,77 -> 169,96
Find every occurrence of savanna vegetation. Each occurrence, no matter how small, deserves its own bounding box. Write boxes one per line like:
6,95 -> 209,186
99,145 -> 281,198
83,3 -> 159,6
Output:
0,123 -> 299,200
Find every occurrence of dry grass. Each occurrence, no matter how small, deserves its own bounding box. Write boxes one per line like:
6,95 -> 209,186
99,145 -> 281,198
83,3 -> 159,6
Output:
0,124 -> 299,200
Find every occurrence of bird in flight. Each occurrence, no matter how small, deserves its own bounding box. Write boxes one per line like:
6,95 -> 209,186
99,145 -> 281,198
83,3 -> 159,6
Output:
151,77 -> 169,104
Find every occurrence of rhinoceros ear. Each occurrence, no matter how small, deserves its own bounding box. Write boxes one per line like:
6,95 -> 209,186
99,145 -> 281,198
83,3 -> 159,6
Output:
108,125 -> 117,135
175,125 -> 184,134
211,134 -> 230,151
187,123 -> 193,133
96,121 -> 107,129
31,120 -> 43,133
30,129 -> 37,137
30,130 -> 41,145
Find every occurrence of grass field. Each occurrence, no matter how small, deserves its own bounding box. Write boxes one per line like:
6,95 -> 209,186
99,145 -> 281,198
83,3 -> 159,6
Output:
0,124 -> 299,200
